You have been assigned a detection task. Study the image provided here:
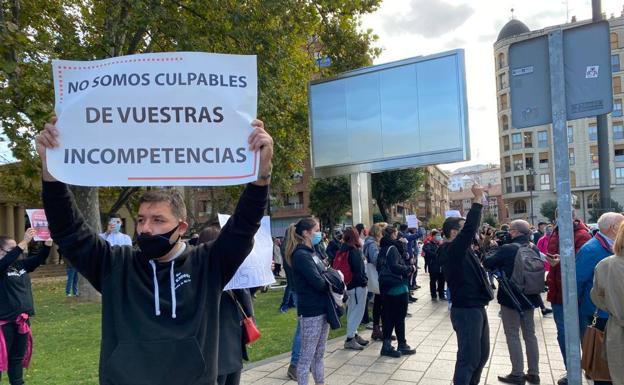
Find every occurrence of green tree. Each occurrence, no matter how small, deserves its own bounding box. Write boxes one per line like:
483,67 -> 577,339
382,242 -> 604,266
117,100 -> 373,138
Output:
483,213 -> 498,228
1,0 -> 381,299
309,176 -> 350,231
589,199 -> 624,222
540,200 -> 558,222
372,168 -> 425,222
427,215 -> 444,231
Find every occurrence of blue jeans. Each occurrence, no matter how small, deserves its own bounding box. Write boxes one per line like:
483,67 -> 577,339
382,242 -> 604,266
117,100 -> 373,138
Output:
65,267 -> 79,296
280,284 -> 295,311
290,321 -> 301,366
552,304 -> 566,366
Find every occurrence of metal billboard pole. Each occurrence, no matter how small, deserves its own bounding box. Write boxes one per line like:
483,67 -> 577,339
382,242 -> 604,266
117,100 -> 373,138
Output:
593,0 -> 612,214
548,29 -> 583,385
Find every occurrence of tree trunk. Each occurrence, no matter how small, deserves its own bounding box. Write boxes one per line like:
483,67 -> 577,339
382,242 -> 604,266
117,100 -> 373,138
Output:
69,185 -> 102,302
377,199 -> 390,223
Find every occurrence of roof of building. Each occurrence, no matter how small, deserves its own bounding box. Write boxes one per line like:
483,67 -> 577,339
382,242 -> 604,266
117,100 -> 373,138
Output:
497,19 -> 531,42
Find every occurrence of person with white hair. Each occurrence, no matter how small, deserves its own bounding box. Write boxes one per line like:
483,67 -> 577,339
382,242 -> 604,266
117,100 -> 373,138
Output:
576,212 -> 624,338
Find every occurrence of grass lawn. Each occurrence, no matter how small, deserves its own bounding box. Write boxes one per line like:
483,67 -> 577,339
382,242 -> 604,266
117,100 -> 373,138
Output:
23,279 -> 351,385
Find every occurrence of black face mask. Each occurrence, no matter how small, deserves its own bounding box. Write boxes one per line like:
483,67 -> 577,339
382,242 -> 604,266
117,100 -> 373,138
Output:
137,225 -> 180,259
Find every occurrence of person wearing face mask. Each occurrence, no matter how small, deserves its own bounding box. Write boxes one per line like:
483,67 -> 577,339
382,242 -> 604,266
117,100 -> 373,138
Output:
36,117 -> 273,385
377,225 -> 417,358
285,218 -> 330,385
438,184 -> 494,385
0,229 -> 52,385
337,227 -> 369,350
423,230 -> 446,301
99,214 -> 132,246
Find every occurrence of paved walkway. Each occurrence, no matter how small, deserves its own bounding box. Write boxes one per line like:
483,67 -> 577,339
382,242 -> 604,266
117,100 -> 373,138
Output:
243,272 -> 588,385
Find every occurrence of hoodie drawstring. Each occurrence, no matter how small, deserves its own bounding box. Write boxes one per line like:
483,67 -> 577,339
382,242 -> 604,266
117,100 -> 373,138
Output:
170,261 -> 177,319
148,260 -> 178,319
148,260 -> 161,316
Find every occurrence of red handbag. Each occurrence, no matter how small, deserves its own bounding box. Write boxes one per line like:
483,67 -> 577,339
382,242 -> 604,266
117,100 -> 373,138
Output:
229,291 -> 261,345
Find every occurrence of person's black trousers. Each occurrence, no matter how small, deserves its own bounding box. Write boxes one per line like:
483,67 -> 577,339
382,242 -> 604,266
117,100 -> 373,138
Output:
217,370 -> 242,385
429,271 -> 446,298
381,292 -> 408,343
1,322 -> 28,385
372,294 -> 383,326
450,307 -> 490,385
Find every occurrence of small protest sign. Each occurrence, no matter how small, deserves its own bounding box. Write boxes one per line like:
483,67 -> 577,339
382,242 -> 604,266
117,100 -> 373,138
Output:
50,52 -> 258,186
445,210 -> 461,219
26,209 -> 51,241
218,214 -> 275,290
406,215 -> 419,229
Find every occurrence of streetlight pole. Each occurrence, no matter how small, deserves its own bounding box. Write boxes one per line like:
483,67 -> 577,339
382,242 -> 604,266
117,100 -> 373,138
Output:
528,168 -> 537,225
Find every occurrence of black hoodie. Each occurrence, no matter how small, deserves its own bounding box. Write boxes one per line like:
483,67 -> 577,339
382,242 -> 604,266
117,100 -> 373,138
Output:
439,203 -> 494,308
42,181 -> 267,385
0,244 -> 51,320
377,237 -> 413,293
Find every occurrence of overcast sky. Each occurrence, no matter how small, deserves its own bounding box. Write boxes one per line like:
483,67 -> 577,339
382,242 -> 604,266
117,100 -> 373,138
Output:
361,0 -> 624,171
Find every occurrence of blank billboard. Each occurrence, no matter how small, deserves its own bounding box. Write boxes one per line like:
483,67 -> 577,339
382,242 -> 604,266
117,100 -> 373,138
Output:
308,50 -> 470,178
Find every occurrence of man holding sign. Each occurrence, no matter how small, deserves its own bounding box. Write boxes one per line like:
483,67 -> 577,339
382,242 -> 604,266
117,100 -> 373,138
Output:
36,108 -> 272,385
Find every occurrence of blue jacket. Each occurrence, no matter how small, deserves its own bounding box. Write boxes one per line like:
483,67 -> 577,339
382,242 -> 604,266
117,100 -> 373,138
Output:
575,233 -> 612,319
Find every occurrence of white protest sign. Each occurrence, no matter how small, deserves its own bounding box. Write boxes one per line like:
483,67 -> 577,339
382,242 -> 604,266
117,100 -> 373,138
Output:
218,214 -> 275,290
50,52 -> 258,186
445,210 -> 462,219
406,215 -> 418,229
26,209 -> 51,241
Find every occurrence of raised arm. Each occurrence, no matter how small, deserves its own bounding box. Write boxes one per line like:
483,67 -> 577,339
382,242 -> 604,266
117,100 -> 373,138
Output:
37,117 -> 115,292
0,229 -> 35,273
20,240 -> 53,273
447,184 -> 484,258
211,119 -> 272,286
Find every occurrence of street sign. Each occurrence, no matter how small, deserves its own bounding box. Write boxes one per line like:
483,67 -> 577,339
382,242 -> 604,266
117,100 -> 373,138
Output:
509,21 -> 612,128
564,22 -> 612,120
509,36 -> 551,128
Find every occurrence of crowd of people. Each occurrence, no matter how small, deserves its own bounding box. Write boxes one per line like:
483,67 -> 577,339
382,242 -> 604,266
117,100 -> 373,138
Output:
1,116 -> 624,385
271,184 -> 624,385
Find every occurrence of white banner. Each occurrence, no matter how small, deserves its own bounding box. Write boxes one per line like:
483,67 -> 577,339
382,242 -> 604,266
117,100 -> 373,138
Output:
218,214 -> 275,290
445,210 -> 462,219
50,52 -> 258,186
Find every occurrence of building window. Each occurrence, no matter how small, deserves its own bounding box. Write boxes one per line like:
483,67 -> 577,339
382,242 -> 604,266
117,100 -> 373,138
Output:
567,126 -> 574,143
590,145 -> 599,163
512,133 -> 522,150
502,115 -> 509,130
505,177 -> 512,193
592,169 -> 600,185
514,200 -> 527,214
540,174 -> 551,191
537,130 -> 548,148
500,94 -> 508,110
498,52 -> 505,69
498,73 -> 506,90
615,146 -> 624,162
513,154 -> 523,171
589,124 -> 598,141
503,135 -> 510,151
614,123 -> 624,139
525,154 -> 534,169
616,167 -> 624,184
588,193 -> 599,209
514,176 -> 525,192
570,171 -> 577,188
614,99 -> 623,117
611,32 -> 619,50
524,132 -> 533,148
615,76 -> 622,94
539,152 -> 549,169
613,54 -> 621,72
569,148 -> 575,165
504,156 -> 511,172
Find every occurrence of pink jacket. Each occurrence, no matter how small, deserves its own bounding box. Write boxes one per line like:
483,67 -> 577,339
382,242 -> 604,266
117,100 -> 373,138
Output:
537,233 -> 552,272
0,313 -> 33,371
